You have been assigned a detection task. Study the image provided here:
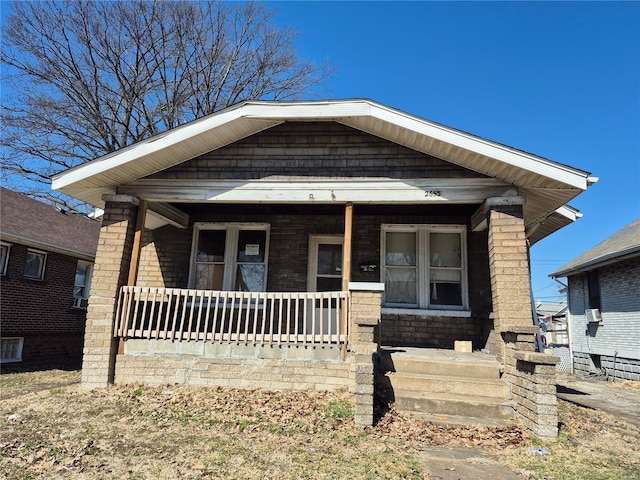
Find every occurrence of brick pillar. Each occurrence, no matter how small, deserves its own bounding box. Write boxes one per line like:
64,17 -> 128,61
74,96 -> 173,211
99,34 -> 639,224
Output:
82,195 -> 139,388
486,199 -> 532,363
349,283 -> 383,427
503,326 -> 560,438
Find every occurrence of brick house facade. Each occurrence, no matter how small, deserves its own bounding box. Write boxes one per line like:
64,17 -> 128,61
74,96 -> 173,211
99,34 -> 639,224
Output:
51,100 -> 595,434
0,188 -> 100,364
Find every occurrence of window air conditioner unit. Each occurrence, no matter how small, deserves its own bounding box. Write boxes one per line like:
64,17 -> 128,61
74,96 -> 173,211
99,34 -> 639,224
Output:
72,297 -> 89,309
585,308 -> 602,324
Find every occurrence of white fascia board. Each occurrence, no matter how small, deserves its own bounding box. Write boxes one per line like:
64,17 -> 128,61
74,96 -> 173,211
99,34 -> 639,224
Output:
365,103 -> 591,190
52,105 -> 279,191
51,98 -> 591,196
242,99 -> 373,120
119,178 -> 512,204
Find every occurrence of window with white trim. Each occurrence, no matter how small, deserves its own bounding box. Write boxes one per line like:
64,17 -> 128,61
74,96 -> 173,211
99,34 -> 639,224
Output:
0,242 -> 10,275
1,337 -> 24,363
24,249 -> 47,280
72,260 -> 93,308
189,223 -> 270,291
381,224 -> 468,310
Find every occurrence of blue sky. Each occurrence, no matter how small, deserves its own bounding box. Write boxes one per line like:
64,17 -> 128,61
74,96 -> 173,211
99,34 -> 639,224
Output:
269,1 -> 640,300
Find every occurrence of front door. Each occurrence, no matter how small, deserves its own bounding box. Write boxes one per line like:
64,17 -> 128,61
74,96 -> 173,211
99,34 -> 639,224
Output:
307,236 -> 343,335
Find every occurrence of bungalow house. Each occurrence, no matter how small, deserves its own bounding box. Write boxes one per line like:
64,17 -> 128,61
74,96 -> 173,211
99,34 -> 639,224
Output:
551,218 -> 640,381
0,187 -> 100,364
51,99 -> 595,437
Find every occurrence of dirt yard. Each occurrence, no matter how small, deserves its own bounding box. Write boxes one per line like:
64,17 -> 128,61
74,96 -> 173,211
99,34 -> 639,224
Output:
1,368 -> 639,479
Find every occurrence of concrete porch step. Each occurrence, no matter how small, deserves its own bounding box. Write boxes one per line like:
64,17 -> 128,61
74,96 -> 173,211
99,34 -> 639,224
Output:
391,389 -> 516,420
406,412 -> 517,428
385,372 -> 510,398
378,347 -> 501,379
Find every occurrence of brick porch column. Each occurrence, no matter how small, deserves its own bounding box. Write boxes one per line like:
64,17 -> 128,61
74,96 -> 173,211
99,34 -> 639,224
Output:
349,282 -> 384,427
82,195 -> 139,388
485,198 -> 533,364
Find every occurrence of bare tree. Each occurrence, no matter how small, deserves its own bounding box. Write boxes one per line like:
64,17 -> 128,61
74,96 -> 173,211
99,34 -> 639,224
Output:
1,0 -> 332,210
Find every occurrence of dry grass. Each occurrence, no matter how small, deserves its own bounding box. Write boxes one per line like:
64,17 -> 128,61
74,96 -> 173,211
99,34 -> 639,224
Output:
1,369 -> 639,479
506,401 -> 640,480
608,380 -> 640,392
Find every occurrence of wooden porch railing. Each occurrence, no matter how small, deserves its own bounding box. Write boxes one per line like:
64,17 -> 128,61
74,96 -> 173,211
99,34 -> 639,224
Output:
114,286 -> 349,346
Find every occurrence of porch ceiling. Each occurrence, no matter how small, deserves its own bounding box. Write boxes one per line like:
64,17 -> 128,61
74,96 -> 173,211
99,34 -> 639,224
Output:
52,99 -> 595,240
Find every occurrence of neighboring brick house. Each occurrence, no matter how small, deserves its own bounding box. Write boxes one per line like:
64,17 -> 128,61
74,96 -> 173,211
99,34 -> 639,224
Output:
0,187 -> 101,364
551,218 -> 640,381
51,99 -> 595,433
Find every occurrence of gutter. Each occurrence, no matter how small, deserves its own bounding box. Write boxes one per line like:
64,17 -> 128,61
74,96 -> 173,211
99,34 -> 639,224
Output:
550,246 -> 640,278
0,231 -> 97,262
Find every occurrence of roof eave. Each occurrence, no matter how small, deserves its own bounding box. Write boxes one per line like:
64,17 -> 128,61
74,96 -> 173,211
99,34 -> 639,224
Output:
550,246 -> 640,278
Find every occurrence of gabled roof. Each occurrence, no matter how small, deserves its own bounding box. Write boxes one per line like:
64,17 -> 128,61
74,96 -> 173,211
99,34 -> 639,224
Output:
551,218 -> 640,278
51,99 -> 594,238
536,302 -> 568,318
0,187 -> 100,260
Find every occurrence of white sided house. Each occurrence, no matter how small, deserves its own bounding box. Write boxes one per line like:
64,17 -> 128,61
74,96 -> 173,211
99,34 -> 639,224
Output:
551,218 -> 640,381
52,99 -> 596,437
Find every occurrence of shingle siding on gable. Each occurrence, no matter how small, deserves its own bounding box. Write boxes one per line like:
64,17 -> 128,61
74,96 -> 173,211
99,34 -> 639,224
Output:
145,122 -> 487,181
567,256 -> 640,380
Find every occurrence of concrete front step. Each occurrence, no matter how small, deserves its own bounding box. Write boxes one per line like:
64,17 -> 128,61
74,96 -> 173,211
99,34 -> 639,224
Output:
386,372 -> 510,398
391,389 -> 516,420
406,412 -> 516,428
378,349 -> 501,379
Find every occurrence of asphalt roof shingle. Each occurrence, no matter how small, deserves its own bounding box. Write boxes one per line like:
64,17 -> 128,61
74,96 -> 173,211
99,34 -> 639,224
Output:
0,187 -> 100,258
551,218 -> 640,277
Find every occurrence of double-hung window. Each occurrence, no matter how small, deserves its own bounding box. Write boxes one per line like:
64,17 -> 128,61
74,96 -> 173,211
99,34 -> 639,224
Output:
189,223 -> 269,292
382,224 -> 468,310
73,261 -> 93,308
0,242 -> 10,275
24,248 -> 47,280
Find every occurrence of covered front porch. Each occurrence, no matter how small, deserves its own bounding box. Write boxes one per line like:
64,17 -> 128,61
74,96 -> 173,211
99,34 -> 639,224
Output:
50,99 -> 595,438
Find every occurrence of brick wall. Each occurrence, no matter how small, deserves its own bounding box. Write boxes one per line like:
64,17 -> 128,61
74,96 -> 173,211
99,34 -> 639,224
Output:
0,242 -> 86,362
115,342 -> 351,391
380,313 -> 482,349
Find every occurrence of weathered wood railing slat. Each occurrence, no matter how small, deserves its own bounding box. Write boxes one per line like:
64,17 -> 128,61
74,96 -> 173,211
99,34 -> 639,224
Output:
115,286 -> 349,346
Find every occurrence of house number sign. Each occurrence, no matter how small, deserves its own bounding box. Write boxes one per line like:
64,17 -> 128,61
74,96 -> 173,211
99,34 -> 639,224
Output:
424,190 -> 442,197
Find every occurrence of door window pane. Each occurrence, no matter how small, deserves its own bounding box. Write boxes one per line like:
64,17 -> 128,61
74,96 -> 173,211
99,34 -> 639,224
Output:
316,277 -> 342,292
317,244 -> 342,275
